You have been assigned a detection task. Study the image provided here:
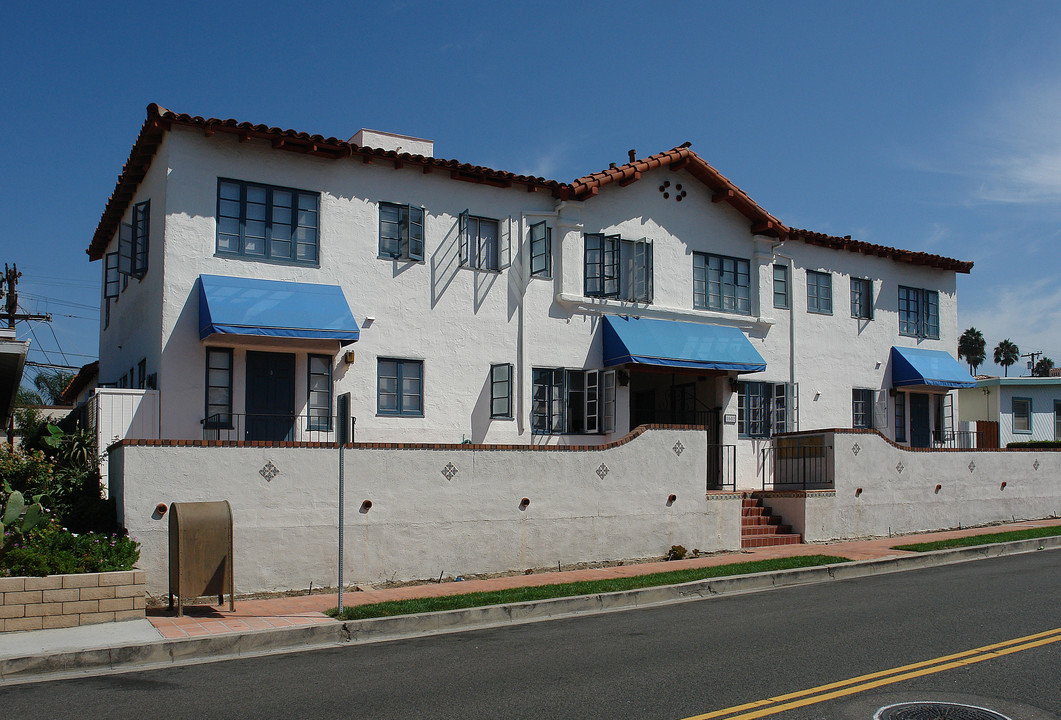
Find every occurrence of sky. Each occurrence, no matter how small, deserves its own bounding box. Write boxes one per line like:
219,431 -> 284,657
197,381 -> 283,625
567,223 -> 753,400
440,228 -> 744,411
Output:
2,0 -> 1061,391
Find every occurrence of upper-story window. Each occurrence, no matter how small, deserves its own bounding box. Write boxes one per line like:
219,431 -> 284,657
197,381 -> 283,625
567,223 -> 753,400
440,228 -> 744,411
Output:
693,253 -> 751,314
773,264 -> 789,309
584,234 -> 653,303
216,179 -> 320,265
850,277 -> 873,319
529,221 -> 552,278
898,286 -> 940,339
459,211 -> 507,271
807,270 -> 833,315
379,202 -> 424,261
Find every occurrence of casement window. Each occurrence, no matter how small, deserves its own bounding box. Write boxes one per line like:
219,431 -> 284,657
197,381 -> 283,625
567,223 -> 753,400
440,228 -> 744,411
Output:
807,270 -> 833,315
850,277 -> 873,319
307,355 -> 333,431
852,388 -> 875,429
738,382 -> 796,438
459,211 -> 508,271
378,202 -> 424,261
773,264 -> 789,309
693,253 -> 751,314
531,367 -> 616,435
132,201 -> 149,277
1055,400 -> 1061,441
377,358 -> 423,416
490,363 -> 513,419
205,348 -> 233,428
104,252 -> 119,300
216,179 -> 320,265
584,233 -> 653,302
1012,397 -> 1032,434
895,391 -> 907,443
898,286 -> 940,339
137,359 -> 147,390
529,221 -> 552,278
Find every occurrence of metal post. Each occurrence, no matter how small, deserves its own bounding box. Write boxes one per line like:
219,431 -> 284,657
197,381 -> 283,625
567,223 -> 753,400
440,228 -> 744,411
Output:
336,393 -> 350,613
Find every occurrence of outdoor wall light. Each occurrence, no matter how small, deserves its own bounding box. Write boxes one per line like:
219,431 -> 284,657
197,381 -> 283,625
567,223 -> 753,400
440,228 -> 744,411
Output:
934,484 -> 942,494
155,503 -> 168,516
360,500 -> 372,511
667,494 -> 677,505
344,350 -> 356,364
519,497 -> 531,510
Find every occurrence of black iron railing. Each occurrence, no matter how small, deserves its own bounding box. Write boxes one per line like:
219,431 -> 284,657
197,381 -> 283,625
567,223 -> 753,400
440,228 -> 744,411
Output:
931,430 -> 979,449
761,443 -> 835,490
707,444 -> 737,491
203,413 -> 349,443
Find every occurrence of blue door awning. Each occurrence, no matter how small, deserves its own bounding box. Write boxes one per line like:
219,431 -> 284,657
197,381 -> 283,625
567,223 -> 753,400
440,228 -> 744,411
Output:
198,275 -> 359,345
602,315 -> 766,373
890,346 -> 974,388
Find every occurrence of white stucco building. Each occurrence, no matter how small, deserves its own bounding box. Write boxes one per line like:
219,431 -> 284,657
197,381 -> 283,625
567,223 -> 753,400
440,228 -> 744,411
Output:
960,377 -> 1061,446
88,104 -> 976,487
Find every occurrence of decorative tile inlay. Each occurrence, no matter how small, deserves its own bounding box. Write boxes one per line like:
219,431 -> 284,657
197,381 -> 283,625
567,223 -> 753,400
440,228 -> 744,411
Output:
259,461 -> 279,482
968,460 -> 976,473
896,461 -> 905,474
441,462 -> 458,480
596,463 -> 610,480
851,442 -> 861,456
1034,459 -> 1040,471
673,440 -> 685,456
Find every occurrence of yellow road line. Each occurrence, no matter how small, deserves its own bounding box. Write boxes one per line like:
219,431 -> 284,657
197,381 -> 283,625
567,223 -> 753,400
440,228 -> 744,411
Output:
682,626 -> 1061,720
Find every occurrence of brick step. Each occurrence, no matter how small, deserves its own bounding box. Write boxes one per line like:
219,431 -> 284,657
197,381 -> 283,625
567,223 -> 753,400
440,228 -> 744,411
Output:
741,507 -> 768,516
741,524 -> 794,536
741,534 -> 803,549
741,499 -> 762,508
741,515 -> 783,527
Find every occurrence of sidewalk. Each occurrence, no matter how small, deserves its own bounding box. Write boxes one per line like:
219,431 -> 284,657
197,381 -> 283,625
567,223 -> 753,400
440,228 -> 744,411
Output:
146,518 -> 1061,639
2,518 -> 1060,681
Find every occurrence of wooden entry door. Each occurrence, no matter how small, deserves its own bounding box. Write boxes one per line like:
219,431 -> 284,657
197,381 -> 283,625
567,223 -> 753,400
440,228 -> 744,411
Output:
910,392 -> 930,448
245,351 -> 295,442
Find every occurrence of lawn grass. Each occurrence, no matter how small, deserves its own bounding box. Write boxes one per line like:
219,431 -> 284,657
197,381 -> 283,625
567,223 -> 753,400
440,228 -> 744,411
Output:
893,524 -> 1061,553
330,554 -> 849,621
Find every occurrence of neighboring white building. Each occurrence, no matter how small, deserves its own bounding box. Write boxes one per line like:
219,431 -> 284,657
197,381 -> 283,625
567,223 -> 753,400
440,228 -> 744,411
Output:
87,105 -> 975,486
960,377 -> 1061,446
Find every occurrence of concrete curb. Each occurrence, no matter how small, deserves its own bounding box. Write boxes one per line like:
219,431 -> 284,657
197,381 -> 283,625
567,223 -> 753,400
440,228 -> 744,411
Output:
3,535 -> 1059,684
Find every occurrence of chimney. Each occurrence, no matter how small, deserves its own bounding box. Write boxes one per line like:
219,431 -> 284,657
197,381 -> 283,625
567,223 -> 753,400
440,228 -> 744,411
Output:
349,129 -> 434,157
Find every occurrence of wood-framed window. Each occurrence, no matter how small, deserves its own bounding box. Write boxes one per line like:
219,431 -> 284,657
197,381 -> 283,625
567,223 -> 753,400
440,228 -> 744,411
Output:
216,179 -> 320,265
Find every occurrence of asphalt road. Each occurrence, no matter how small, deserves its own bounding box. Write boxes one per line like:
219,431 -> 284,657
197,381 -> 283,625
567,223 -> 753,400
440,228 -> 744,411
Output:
3,550 -> 1060,719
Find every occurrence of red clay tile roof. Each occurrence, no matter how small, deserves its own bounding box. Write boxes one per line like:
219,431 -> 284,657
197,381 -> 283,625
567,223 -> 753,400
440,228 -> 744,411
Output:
568,144 -> 786,238
787,228 -> 973,274
59,360 -> 98,405
87,105 -> 974,275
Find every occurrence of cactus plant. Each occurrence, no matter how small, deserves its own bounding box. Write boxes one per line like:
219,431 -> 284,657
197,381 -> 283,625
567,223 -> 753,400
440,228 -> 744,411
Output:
1,479 -> 46,542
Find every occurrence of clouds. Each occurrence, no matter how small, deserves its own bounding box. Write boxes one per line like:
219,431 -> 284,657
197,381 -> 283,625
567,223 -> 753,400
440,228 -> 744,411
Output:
960,276 -> 1061,373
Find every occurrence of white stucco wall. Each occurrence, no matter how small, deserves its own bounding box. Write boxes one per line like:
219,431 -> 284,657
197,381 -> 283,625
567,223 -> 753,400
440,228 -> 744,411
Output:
94,123 -> 967,490
790,431 -> 1061,541
110,427 -> 740,595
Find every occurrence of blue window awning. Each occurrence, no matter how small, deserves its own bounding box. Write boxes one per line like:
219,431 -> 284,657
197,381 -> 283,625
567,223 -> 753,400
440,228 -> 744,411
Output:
890,346 -> 975,389
602,315 -> 766,373
198,275 -> 359,345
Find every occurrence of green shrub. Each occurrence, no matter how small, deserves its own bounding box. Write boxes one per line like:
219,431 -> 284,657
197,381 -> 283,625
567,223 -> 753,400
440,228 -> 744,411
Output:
0,522 -> 139,577
1006,440 -> 1061,449
667,544 -> 688,561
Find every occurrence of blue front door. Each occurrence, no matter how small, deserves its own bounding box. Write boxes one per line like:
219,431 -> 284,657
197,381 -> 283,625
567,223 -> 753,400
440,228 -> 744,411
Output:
245,351 -> 295,442
910,392 -> 930,448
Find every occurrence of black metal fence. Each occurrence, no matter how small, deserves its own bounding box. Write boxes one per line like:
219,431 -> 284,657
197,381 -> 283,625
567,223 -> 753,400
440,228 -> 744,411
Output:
931,430 -> 979,449
761,442 -> 835,490
707,444 -> 737,491
203,413 -> 347,443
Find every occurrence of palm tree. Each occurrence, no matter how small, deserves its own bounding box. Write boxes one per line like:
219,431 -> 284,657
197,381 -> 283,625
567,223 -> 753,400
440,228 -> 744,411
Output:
1033,356 -> 1055,378
993,339 -> 1020,377
957,327 -> 986,375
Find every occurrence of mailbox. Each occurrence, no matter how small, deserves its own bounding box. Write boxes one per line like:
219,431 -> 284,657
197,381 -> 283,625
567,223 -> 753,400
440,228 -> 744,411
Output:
168,500 -> 235,615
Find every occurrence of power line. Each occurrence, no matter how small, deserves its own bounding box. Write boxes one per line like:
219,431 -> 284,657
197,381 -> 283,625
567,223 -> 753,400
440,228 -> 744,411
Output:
28,348 -> 97,359
19,292 -> 98,311
25,360 -> 85,371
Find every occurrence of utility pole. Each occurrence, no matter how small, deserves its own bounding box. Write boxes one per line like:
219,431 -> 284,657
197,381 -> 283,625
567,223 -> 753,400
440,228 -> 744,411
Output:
1020,351 -> 1042,376
2,264 -> 52,328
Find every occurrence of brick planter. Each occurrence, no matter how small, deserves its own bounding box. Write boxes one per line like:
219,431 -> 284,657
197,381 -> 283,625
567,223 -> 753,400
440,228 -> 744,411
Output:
0,570 -> 146,632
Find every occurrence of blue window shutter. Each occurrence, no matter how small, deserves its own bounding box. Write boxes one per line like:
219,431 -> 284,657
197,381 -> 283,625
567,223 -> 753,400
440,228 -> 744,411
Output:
409,206 -> 425,261
118,222 -> 134,277
499,217 -> 511,270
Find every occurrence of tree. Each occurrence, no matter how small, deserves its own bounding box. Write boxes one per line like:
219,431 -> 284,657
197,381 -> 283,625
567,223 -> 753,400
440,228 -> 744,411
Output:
15,385 -> 42,407
31,370 -> 74,406
957,327 -> 986,375
1033,356 -> 1055,378
993,339 -> 1020,377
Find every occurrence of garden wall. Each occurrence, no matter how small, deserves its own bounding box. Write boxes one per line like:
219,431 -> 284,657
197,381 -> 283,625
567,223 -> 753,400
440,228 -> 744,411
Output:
109,426 -> 740,595
0,570 -> 146,632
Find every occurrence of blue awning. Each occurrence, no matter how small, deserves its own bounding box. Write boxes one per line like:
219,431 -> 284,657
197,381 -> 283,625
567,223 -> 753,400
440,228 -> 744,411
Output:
602,315 -> 766,373
198,275 -> 359,345
890,346 -> 975,388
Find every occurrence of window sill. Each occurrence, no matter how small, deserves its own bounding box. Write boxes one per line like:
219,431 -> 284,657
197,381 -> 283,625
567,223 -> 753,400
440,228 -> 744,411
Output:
557,294 -> 773,329
378,255 -> 425,264
460,265 -> 503,275
376,412 -> 425,418
214,252 -> 321,269
807,309 -> 833,316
